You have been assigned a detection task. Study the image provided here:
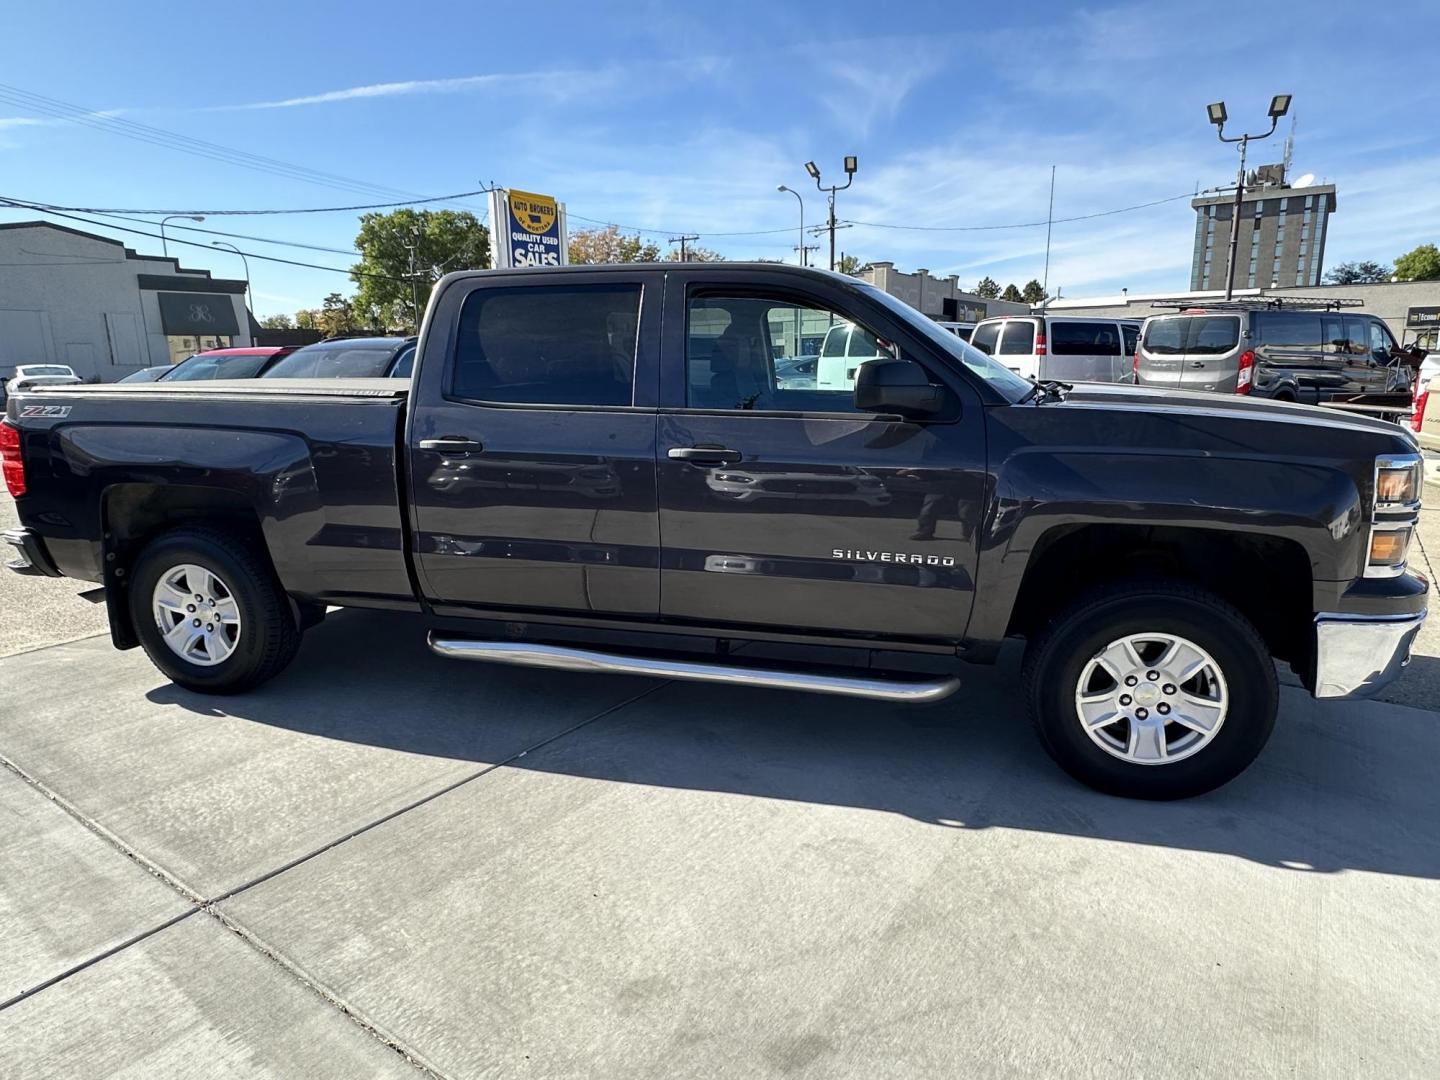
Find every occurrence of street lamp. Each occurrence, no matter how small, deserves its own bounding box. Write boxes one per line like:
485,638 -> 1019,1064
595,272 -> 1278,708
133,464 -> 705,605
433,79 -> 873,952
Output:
1208,94 -> 1291,300
777,185 -> 806,267
806,156 -> 858,271
210,241 -> 252,341
160,214 -> 204,258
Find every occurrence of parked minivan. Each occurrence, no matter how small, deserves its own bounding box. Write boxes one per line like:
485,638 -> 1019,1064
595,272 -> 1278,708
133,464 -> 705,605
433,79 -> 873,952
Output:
969,316 -> 1141,383
1134,307 -> 1415,403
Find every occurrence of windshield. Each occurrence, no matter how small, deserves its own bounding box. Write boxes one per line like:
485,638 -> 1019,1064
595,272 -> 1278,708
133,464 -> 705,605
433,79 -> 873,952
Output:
859,285 -> 1035,402
21,366 -> 72,377
264,343 -> 400,379
163,353 -> 271,381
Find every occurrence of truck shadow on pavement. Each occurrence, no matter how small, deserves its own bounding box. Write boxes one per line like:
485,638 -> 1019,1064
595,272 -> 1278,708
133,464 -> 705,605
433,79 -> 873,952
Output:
146,609 -> 1440,882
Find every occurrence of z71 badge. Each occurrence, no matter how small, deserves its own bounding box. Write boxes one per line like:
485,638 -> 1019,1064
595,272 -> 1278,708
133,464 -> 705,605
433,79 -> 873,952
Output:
19,405 -> 71,418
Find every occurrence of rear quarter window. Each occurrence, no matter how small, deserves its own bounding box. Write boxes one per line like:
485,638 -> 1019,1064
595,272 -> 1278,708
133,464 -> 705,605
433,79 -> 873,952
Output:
970,322 -> 1000,355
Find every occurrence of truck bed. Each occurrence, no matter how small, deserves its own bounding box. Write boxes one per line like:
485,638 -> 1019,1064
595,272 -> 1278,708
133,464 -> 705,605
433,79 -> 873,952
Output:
8,378 -> 415,611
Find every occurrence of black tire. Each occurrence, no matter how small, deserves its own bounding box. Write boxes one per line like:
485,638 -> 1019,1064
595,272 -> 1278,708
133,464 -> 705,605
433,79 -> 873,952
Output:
129,526 -> 301,695
1022,580 -> 1277,800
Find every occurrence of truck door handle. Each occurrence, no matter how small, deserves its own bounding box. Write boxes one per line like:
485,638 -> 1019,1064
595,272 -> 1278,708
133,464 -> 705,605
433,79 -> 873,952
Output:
668,446 -> 742,465
418,437 -> 484,454
1190,361 -> 1205,368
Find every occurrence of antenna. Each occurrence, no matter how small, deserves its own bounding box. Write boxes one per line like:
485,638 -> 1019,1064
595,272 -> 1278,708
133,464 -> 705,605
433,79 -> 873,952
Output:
1282,114 -> 1296,182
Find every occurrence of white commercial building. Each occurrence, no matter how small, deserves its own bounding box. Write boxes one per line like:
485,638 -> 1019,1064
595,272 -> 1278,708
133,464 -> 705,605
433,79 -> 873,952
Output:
0,221 -> 252,383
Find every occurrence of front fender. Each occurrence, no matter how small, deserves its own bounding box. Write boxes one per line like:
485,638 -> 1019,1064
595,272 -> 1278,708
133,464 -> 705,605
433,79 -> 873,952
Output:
965,448 -> 1364,645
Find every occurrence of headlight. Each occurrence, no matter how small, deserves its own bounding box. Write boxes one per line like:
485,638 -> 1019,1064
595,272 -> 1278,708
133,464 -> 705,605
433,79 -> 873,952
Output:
1375,455 -> 1422,509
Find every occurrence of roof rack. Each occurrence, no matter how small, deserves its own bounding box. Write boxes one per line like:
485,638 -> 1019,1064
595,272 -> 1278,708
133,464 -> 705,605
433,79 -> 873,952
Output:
1147,297 -> 1363,312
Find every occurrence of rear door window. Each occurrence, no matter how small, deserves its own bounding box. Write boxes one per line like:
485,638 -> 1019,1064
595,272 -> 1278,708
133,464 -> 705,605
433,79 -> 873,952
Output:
1187,317 -> 1241,354
1142,318 -> 1187,354
969,322 -> 1000,355
451,285 -> 640,406
1050,321 -> 1121,355
997,321 -> 1035,355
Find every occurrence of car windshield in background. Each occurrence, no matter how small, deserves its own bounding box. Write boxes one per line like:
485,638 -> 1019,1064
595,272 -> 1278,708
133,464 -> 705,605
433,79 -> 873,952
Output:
265,343 -> 398,379
165,354 -> 271,381
859,285 -> 1035,402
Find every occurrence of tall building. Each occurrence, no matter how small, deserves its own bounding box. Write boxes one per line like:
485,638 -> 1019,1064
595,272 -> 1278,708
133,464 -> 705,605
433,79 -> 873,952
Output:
1190,167 -> 1336,292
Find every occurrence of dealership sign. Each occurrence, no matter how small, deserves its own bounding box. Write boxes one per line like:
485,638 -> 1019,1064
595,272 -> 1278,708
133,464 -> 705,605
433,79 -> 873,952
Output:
488,187 -> 568,269
1406,306 -> 1440,329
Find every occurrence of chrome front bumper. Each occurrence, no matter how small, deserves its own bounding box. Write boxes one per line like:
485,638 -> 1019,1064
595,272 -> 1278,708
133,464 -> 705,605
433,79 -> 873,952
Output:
1314,610 -> 1427,699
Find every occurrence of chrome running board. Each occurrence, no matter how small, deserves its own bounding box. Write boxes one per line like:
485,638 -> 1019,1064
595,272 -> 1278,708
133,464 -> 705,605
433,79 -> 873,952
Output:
427,635 -> 961,704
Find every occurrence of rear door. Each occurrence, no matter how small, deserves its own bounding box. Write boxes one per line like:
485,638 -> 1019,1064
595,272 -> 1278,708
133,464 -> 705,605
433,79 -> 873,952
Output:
407,270 -> 663,618
655,268 -> 987,641
1137,316 -> 1188,389
995,318 -> 1039,379
1182,315 -> 1243,391
1250,311 -> 1323,400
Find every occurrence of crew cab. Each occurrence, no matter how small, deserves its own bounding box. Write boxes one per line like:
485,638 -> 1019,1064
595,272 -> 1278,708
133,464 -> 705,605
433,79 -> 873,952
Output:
1,264 -> 1427,799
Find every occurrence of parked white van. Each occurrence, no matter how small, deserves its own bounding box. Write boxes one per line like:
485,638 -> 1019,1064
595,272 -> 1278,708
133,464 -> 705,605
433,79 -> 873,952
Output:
969,316 -> 1141,383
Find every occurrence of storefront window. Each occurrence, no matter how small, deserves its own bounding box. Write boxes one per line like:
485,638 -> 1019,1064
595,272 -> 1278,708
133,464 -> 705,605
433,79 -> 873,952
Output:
166,335 -> 232,366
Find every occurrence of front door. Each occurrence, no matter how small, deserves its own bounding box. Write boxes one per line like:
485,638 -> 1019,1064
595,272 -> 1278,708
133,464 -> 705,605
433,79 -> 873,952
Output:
407,271 -> 663,619
656,271 -> 986,642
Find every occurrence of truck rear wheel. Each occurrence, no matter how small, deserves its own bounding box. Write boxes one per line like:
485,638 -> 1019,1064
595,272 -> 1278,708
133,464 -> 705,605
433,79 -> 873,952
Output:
1022,581 -> 1277,799
130,526 -> 301,695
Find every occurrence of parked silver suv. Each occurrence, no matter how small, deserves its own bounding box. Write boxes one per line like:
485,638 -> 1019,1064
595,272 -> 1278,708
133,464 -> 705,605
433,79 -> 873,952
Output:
1134,306 -> 1414,403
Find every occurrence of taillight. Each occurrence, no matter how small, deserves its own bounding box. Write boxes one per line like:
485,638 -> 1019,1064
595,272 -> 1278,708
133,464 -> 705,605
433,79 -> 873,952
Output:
0,421 -> 25,498
1235,350 -> 1255,395
1412,389 -> 1428,433
1132,351 -> 1141,383
1035,331 -> 1047,357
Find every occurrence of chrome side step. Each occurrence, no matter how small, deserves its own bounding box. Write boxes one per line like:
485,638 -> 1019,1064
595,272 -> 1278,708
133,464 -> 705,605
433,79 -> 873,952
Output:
427,635 -> 961,704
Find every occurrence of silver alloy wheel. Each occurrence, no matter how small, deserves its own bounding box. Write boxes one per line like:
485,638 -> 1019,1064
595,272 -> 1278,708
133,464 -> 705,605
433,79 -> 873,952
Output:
151,563 -> 242,667
1074,632 -> 1228,765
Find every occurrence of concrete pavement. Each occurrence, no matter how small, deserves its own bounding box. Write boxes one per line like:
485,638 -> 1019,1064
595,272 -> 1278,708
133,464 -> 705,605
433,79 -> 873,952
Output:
2,492 -> 1439,1077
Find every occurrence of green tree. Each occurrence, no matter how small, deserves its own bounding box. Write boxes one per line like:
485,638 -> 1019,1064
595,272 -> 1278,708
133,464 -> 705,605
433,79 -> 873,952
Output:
666,243 -> 725,262
1394,244 -> 1440,282
1021,279 -> 1047,304
1325,260 -> 1392,284
352,209 -> 490,331
974,276 -> 1000,299
1001,283 -> 1023,302
317,292 -> 359,338
259,313 -> 294,330
295,309 -> 320,330
835,253 -> 864,276
567,225 -> 662,263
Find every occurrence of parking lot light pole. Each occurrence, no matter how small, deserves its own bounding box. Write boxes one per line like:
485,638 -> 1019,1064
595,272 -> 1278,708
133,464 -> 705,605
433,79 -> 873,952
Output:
1208,94 -> 1291,300
160,214 -> 204,259
210,242 -> 252,340
805,156 -> 857,272
777,185 -> 806,267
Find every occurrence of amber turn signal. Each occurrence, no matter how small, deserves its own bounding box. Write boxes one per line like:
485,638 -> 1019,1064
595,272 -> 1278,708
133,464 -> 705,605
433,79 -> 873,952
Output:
1369,528 -> 1411,568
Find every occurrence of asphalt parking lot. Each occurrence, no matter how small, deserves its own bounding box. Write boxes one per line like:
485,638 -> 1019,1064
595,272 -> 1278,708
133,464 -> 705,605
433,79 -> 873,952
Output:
3,491 -> 1439,1078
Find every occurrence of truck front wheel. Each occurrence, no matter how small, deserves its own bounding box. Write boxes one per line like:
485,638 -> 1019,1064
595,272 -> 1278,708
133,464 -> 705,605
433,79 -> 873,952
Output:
130,526 -> 301,695
1022,581 -> 1277,799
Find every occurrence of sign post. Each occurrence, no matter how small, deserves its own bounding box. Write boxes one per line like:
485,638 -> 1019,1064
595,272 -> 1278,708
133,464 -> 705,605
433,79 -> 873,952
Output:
488,188 -> 568,269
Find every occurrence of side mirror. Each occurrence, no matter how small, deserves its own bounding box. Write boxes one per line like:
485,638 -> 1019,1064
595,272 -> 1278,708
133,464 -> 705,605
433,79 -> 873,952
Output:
854,359 -> 945,419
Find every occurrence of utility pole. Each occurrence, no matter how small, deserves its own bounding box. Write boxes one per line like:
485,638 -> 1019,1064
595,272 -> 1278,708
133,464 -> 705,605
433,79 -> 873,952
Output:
1042,165 -> 1056,297
794,243 -> 819,265
805,156 -> 858,271
401,227 -> 423,331
669,234 -> 699,261
1207,94 -> 1292,300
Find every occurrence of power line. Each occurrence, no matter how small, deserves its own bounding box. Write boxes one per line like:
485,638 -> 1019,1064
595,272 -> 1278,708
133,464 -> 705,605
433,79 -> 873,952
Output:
842,192 -> 1195,232
0,200 -> 406,282
0,189 -> 491,217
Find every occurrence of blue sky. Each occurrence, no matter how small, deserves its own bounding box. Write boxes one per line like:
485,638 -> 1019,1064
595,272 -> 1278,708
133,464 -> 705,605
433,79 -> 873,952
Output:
2,0 -> 1437,317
